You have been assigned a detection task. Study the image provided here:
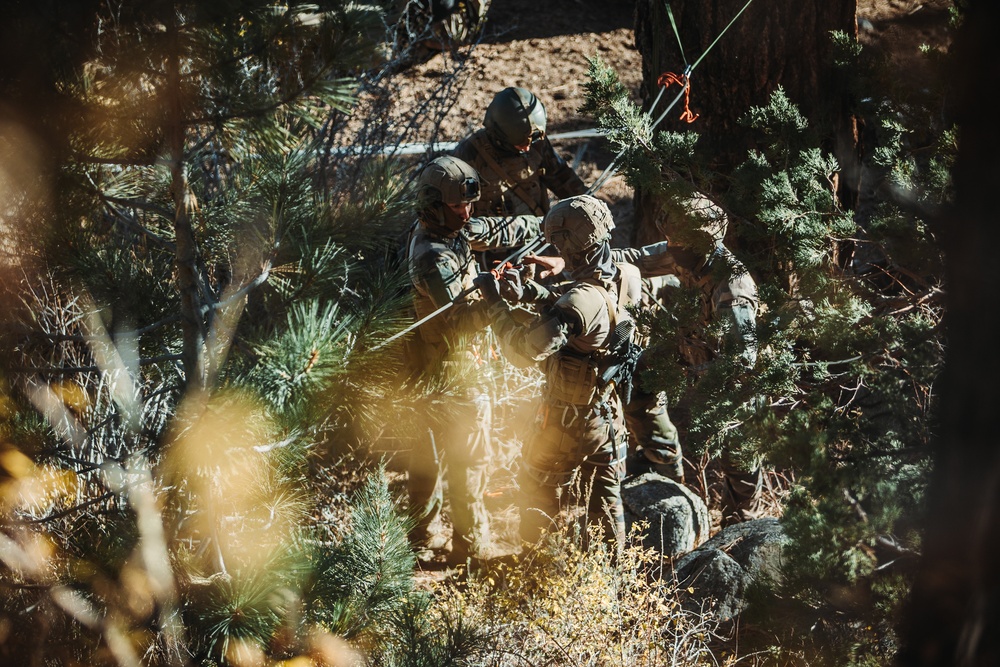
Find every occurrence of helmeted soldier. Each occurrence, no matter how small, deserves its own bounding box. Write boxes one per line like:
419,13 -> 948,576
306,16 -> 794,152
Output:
474,195 -> 640,556
404,155 -> 540,565
628,191 -> 763,524
453,86 -> 587,218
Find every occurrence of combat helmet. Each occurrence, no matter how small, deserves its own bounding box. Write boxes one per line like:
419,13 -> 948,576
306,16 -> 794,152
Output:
656,192 -> 729,270
416,155 -> 482,234
544,195 -> 615,263
483,87 -> 547,154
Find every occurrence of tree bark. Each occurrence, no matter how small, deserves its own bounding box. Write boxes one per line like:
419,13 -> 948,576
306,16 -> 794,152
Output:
896,0 -> 1000,664
633,0 -> 858,243
167,12 -> 207,393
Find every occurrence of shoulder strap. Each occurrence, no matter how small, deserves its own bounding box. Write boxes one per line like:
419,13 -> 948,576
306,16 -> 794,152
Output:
585,280 -> 620,330
470,134 -> 545,216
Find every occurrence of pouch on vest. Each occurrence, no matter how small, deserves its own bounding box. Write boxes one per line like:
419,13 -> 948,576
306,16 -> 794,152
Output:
547,352 -> 599,405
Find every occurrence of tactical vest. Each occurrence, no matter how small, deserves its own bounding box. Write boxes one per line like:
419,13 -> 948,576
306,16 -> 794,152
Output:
459,130 -> 548,217
545,265 -> 640,406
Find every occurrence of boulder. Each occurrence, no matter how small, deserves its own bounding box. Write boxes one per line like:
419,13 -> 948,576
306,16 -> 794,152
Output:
672,517 -> 788,621
622,472 -> 711,557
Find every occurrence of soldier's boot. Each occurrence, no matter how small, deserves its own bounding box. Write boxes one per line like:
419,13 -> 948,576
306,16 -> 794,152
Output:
624,389 -> 684,482
410,521 -> 452,564
445,530 -> 481,568
409,510 -> 450,559
642,441 -> 684,483
719,465 -> 765,527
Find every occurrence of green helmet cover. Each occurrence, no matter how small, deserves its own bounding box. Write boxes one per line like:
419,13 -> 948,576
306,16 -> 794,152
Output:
483,87 -> 547,153
417,155 -> 482,234
418,155 -> 481,205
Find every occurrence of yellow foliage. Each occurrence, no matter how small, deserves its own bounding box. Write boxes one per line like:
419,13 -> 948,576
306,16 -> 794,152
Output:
429,526 -> 732,666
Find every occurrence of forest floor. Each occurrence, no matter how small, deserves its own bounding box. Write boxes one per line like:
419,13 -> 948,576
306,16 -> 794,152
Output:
382,0 -> 954,578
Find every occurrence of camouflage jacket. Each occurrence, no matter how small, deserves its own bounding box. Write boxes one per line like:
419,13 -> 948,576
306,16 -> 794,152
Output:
452,129 -> 587,217
406,213 -> 540,351
644,243 -> 759,368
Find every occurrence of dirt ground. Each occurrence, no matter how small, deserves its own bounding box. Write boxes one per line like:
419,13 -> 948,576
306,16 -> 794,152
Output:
389,0 -> 953,575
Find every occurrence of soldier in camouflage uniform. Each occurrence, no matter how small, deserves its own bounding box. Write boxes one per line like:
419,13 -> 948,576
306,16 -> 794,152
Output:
404,155 -> 540,564
453,87 -> 587,271
628,192 -> 764,524
474,195 -> 641,555
453,87 -> 586,218
522,195 -> 763,521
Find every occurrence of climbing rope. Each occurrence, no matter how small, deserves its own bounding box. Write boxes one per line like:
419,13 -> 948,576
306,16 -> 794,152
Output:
587,0 -> 757,196
372,0 -> 759,352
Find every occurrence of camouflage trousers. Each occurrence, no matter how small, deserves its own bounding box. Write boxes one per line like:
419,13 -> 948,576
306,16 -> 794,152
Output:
623,386 -> 684,482
518,396 -> 627,554
408,390 -> 492,560
719,451 -> 764,526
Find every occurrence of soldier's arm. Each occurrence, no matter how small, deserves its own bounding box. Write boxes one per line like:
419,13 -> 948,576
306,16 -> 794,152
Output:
713,271 -> 759,367
485,300 -> 578,368
537,138 -> 587,198
611,241 -> 675,277
523,253 -> 564,279
416,251 -> 491,333
526,249 -> 656,284
519,279 -> 561,306
463,215 -> 542,253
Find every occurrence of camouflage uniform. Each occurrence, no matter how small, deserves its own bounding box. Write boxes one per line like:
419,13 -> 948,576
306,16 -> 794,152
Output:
477,196 -> 639,554
453,87 -> 586,271
624,193 -> 764,522
405,157 -> 540,562
453,129 -> 587,217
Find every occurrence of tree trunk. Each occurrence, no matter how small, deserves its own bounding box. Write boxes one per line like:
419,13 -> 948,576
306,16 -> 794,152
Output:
633,0 -> 858,243
167,14 -> 207,393
896,1 -> 1000,664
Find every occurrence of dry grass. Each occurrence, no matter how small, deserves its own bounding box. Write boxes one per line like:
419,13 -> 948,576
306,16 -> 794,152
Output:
429,525 -> 740,667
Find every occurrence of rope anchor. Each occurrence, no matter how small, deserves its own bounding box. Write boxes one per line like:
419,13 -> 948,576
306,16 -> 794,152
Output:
656,71 -> 699,123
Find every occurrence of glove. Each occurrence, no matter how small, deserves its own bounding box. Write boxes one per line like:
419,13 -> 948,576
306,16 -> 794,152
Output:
499,267 -> 524,302
473,272 -> 502,305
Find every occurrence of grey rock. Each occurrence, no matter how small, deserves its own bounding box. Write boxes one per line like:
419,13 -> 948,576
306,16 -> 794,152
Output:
622,472 -> 711,557
672,517 -> 788,621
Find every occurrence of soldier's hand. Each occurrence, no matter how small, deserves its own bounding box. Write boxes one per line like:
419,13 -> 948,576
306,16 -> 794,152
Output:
473,272 -> 503,305
499,267 -> 524,302
523,253 -> 566,280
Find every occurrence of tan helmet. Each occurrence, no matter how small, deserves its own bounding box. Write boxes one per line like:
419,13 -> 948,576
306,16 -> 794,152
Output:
654,192 -> 728,248
417,155 -> 481,206
544,195 -> 615,257
483,87 -> 547,153
685,194 -> 728,245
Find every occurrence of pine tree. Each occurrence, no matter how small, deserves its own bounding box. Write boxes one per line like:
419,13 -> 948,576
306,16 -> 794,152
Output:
0,2 -> 486,664
582,13 -> 953,661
